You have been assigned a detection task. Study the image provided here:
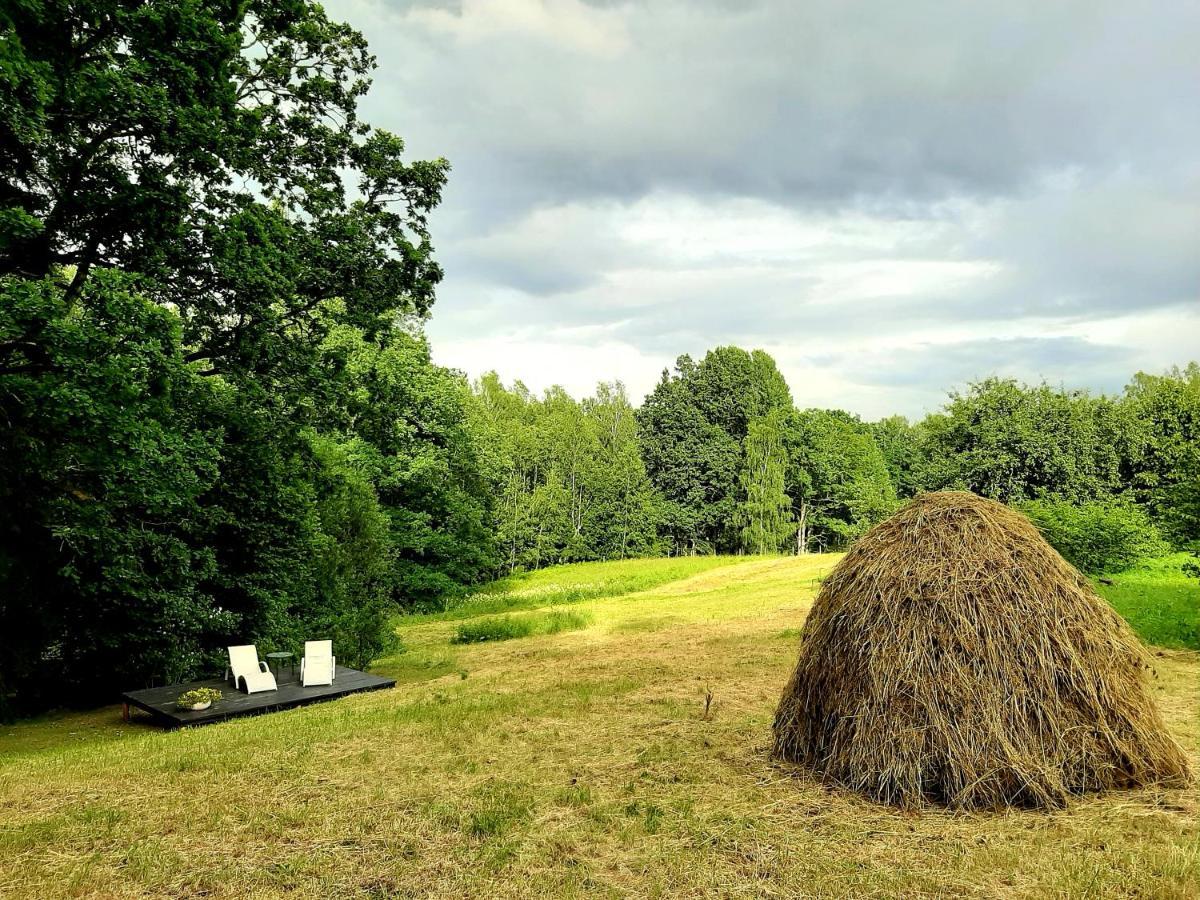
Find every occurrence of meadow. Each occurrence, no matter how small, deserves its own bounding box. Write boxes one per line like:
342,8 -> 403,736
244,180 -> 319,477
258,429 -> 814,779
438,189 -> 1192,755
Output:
0,554 -> 1196,898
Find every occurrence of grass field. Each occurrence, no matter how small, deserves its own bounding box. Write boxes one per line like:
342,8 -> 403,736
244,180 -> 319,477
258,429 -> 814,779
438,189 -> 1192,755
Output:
1,555 -> 1197,898
1096,554 -> 1200,650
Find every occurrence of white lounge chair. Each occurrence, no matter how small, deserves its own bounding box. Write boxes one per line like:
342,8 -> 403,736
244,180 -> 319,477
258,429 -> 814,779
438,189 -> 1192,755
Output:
228,644 -> 278,694
301,640 -> 336,687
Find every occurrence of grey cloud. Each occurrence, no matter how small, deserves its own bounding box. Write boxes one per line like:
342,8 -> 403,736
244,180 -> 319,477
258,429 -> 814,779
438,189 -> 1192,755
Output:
348,0 -> 1199,223
327,0 -> 1199,415
835,336 -> 1136,394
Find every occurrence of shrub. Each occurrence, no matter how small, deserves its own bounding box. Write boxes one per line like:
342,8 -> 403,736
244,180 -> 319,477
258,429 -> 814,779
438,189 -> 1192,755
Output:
1018,499 -> 1168,574
539,610 -> 591,635
452,616 -> 536,644
451,610 -> 591,644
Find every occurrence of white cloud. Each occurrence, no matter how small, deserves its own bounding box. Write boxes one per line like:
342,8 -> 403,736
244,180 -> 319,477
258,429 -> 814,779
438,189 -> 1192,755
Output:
402,0 -> 629,57
431,331 -> 661,401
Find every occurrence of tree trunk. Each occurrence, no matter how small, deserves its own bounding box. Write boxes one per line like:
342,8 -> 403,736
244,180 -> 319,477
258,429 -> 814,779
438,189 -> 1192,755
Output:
795,500 -> 808,555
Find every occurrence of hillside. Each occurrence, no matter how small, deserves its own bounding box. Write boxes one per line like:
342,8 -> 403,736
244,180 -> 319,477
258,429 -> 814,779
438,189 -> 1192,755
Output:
1,556 -> 1197,898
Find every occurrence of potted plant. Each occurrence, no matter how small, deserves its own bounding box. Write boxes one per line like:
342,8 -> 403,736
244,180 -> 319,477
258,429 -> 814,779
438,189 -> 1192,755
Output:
176,687 -> 223,711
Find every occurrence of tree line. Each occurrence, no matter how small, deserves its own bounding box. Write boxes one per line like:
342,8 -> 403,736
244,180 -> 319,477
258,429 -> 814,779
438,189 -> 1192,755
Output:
635,349 -> 1196,559
1,1 -> 1196,715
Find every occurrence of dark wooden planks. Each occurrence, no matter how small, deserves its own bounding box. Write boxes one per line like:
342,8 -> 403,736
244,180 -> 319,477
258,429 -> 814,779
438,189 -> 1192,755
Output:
120,665 -> 395,728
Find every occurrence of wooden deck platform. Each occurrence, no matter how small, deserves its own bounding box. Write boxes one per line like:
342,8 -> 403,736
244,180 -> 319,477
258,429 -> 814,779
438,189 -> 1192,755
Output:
120,665 -> 395,728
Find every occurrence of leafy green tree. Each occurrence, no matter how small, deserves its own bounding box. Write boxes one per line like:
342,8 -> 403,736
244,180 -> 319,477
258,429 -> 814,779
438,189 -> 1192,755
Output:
313,319 -> 498,607
541,386 -> 596,559
471,376 -> 660,571
783,409 -> 897,552
582,382 -> 662,559
198,385 -> 320,661
638,348 -> 792,553
917,378 -> 1123,504
637,365 -> 734,555
1019,498 -> 1168,575
688,347 -> 793,439
468,374 -> 544,573
1120,364 -> 1200,545
1,0 -> 465,709
735,413 -> 793,554
0,274 -> 224,712
871,414 -> 925,497
1,0 -> 447,380
305,434 -> 398,669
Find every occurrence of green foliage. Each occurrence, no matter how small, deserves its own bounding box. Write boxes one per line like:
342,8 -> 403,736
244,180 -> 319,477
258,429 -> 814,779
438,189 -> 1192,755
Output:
1120,365 -> 1200,546
917,378 -> 1122,503
583,382 -> 665,561
1094,555 -> 1200,650
638,348 -> 792,553
473,375 -> 660,572
1,0 -> 447,378
784,409 -> 897,551
1019,499 -> 1168,575
198,388 -> 319,671
0,2 -> 471,713
313,321 -> 498,608
304,434 -> 399,669
0,274 -> 225,712
735,413 -> 793,553
451,610 -> 591,644
870,415 -> 925,498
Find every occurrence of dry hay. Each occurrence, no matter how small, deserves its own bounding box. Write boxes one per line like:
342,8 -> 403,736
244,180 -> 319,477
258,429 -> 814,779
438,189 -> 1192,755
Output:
773,491 -> 1190,810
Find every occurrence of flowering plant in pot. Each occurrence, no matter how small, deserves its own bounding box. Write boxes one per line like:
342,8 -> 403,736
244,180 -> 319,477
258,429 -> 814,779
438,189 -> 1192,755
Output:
176,687 -> 222,711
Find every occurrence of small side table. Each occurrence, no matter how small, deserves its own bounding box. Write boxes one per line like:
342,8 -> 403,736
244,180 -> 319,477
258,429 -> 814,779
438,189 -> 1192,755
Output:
265,651 -> 296,683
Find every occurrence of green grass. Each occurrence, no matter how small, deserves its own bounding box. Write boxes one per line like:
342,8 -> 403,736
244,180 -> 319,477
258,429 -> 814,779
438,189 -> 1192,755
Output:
373,647 -> 463,684
1095,553 -> 1200,650
0,553 -> 1196,898
451,609 -> 591,644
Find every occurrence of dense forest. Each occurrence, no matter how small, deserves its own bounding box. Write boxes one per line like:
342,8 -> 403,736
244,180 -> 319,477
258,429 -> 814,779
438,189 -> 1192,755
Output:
2,1 -> 1197,715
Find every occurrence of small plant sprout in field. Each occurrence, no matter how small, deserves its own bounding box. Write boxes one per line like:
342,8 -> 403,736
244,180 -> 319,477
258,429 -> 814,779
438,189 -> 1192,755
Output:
703,682 -> 714,720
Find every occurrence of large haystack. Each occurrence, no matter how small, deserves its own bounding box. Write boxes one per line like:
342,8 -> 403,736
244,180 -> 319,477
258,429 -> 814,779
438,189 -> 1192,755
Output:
773,491 -> 1190,810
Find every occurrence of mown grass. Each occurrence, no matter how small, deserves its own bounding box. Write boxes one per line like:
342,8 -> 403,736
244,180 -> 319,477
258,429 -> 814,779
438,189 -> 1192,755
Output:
0,553 -> 1196,899
1096,553 -> 1200,650
412,555 -> 747,623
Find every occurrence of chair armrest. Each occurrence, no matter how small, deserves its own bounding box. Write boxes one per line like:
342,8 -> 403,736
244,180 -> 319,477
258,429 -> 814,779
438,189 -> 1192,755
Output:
258,660 -> 269,673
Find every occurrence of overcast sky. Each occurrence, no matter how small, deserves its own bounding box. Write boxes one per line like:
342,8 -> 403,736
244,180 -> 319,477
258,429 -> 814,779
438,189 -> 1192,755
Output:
329,0 -> 1199,418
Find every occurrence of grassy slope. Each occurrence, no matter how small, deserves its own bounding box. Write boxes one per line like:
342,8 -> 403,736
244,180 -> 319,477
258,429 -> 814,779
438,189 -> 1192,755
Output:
409,555 -> 749,622
0,555 -> 1197,899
